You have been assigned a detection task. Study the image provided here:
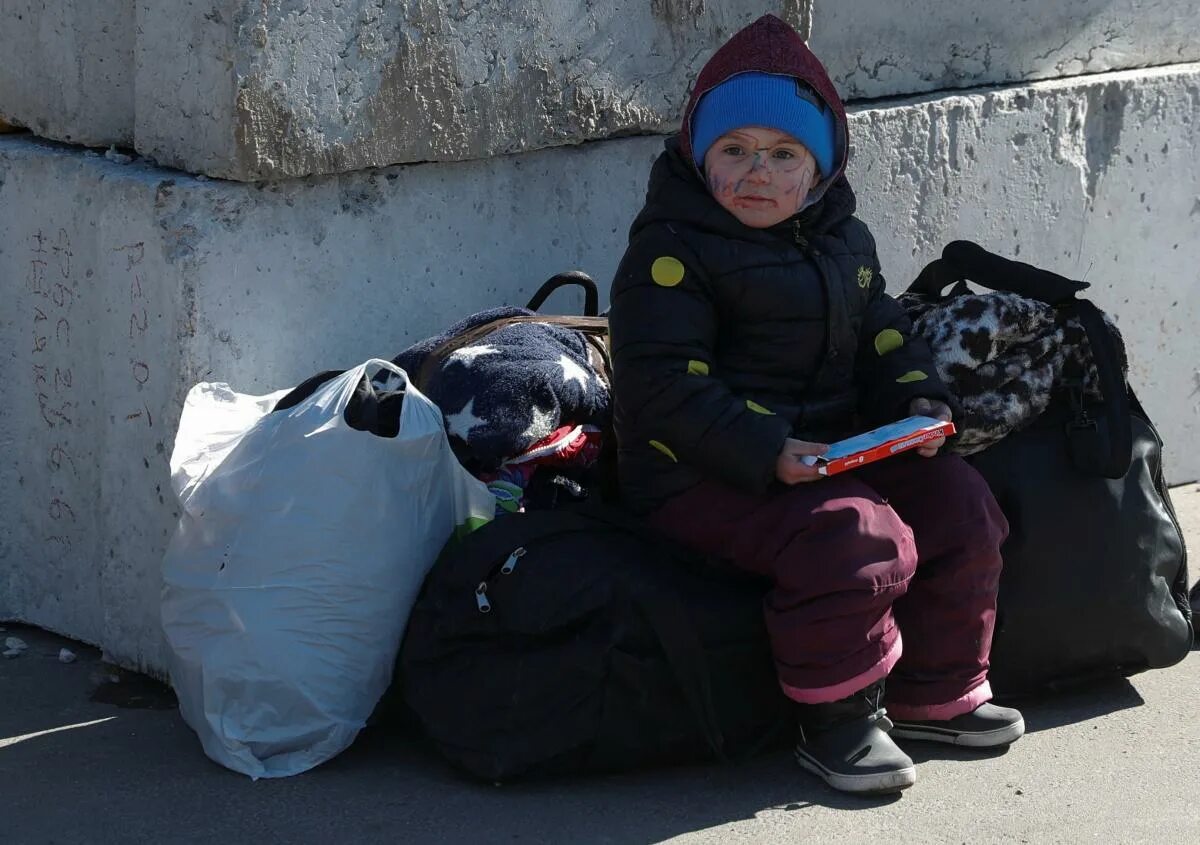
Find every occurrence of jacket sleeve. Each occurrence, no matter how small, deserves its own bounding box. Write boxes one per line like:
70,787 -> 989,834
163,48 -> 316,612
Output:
608,233 -> 793,494
855,238 -> 954,423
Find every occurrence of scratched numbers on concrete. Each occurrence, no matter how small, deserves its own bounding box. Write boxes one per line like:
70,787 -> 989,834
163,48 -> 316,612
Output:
115,242 -> 154,428
29,229 -> 80,558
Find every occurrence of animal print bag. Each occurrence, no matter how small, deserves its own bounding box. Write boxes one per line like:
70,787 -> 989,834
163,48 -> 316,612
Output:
899,245 -> 1125,456
902,241 -> 1192,696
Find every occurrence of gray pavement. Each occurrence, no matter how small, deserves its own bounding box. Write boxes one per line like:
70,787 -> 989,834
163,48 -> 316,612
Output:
3,485 -> 1199,845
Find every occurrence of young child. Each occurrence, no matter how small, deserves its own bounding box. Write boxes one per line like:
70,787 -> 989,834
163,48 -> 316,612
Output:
608,14 -> 1022,795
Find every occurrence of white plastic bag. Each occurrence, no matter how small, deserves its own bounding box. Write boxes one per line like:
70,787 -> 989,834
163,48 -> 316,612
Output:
161,360 -> 494,778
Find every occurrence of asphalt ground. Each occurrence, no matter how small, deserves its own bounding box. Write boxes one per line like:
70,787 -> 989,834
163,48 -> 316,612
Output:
3,484 -> 1198,845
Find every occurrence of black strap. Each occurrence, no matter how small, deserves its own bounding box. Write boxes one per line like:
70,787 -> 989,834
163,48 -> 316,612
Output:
632,589 -> 728,761
272,369 -> 347,412
906,241 -> 1089,305
1060,300 -> 1132,479
526,271 -> 600,316
556,504 -> 756,760
907,257 -> 962,299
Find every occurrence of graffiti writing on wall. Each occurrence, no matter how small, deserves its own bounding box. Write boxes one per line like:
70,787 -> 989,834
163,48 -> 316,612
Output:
114,242 -> 155,427
29,229 -> 79,556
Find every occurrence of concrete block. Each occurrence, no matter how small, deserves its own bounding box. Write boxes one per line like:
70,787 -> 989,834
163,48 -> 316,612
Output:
133,0 -> 791,180
3,63 -> 1198,672
4,1 -> 1196,178
811,0 -> 1200,100
0,0 -> 135,146
133,0 -> 1200,181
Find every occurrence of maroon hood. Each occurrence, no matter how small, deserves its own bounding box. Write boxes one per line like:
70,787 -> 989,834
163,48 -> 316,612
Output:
679,14 -> 849,192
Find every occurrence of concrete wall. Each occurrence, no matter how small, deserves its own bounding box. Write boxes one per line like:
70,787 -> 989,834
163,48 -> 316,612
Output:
4,2 -> 1199,177
2,63 -> 1198,672
811,0 -> 1200,100
138,0 -> 1200,180
133,0 -> 800,180
0,0 -> 135,146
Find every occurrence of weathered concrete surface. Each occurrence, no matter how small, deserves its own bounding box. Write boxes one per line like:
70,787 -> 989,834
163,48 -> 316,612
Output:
4,1 -> 1198,178
2,63 -> 1199,672
133,0 -> 794,180
811,0 -> 1200,101
0,0 -> 135,146
134,0 -> 1200,180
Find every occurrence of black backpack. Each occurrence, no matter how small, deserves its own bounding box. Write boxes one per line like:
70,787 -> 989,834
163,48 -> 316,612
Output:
907,242 -> 1193,695
399,504 -> 791,781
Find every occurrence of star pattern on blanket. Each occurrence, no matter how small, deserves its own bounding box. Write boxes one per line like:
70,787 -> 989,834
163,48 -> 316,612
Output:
521,405 -> 555,443
445,397 -> 489,442
446,344 -> 500,368
557,353 -> 590,391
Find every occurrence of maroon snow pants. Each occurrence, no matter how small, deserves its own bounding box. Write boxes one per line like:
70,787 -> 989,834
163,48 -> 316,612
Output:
649,453 -> 1009,720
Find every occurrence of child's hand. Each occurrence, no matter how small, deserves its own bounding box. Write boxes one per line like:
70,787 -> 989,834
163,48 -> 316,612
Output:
775,438 -> 830,484
909,398 -> 953,457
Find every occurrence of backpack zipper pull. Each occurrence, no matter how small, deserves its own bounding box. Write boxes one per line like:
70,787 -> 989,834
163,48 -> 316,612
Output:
475,582 -> 492,613
500,547 -> 526,575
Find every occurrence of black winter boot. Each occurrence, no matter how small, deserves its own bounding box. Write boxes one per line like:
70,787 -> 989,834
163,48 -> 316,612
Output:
794,681 -> 916,795
890,702 -> 1025,747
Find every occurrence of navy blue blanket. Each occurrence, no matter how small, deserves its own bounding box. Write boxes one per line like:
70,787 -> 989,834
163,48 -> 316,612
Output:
394,307 -> 610,470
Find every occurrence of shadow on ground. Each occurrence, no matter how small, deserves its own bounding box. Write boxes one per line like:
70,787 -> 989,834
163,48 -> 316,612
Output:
1,623 -> 897,844
3,620 -> 1177,845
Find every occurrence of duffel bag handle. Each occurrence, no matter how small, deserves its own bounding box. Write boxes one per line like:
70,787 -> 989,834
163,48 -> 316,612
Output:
526,271 -> 600,316
1060,300 -> 1133,479
907,240 -> 1089,305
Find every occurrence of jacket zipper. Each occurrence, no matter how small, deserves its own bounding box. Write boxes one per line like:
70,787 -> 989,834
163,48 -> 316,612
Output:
792,219 -> 823,256
793,220 -> 839,363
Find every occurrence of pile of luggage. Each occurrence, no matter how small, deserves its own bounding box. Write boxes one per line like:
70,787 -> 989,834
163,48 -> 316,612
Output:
160,243 -> 1192,781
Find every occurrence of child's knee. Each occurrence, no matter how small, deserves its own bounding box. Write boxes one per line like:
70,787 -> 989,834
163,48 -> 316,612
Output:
788,497 -> 918,596
928,455 -> 1010,550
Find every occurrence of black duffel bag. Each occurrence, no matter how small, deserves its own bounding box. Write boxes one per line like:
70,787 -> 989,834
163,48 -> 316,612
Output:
399,504 -> 790,781
907,241 -> 1193,696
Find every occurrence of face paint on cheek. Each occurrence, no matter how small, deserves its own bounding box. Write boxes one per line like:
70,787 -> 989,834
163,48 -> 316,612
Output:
708,171 -> 731,198
792,161 -> 818,212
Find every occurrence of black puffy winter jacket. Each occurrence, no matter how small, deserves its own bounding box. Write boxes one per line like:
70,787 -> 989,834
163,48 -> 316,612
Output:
608,140 -> 952,513
608,15 -> 952,514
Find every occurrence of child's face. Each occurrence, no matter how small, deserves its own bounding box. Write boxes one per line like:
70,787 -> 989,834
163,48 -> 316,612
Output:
703,127 -> 822,228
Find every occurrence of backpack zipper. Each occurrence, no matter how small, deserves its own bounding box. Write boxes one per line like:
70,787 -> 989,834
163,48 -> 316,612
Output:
474,546 -> 527,614
475,582 -> 492,613
500,547 -> 526,574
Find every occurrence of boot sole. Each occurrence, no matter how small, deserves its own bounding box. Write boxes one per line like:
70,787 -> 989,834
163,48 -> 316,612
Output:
794,747 -> 916,795
889,716 -> 1025,748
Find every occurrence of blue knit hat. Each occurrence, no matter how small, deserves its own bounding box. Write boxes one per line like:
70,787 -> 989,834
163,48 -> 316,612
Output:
691,71 -> 837,176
